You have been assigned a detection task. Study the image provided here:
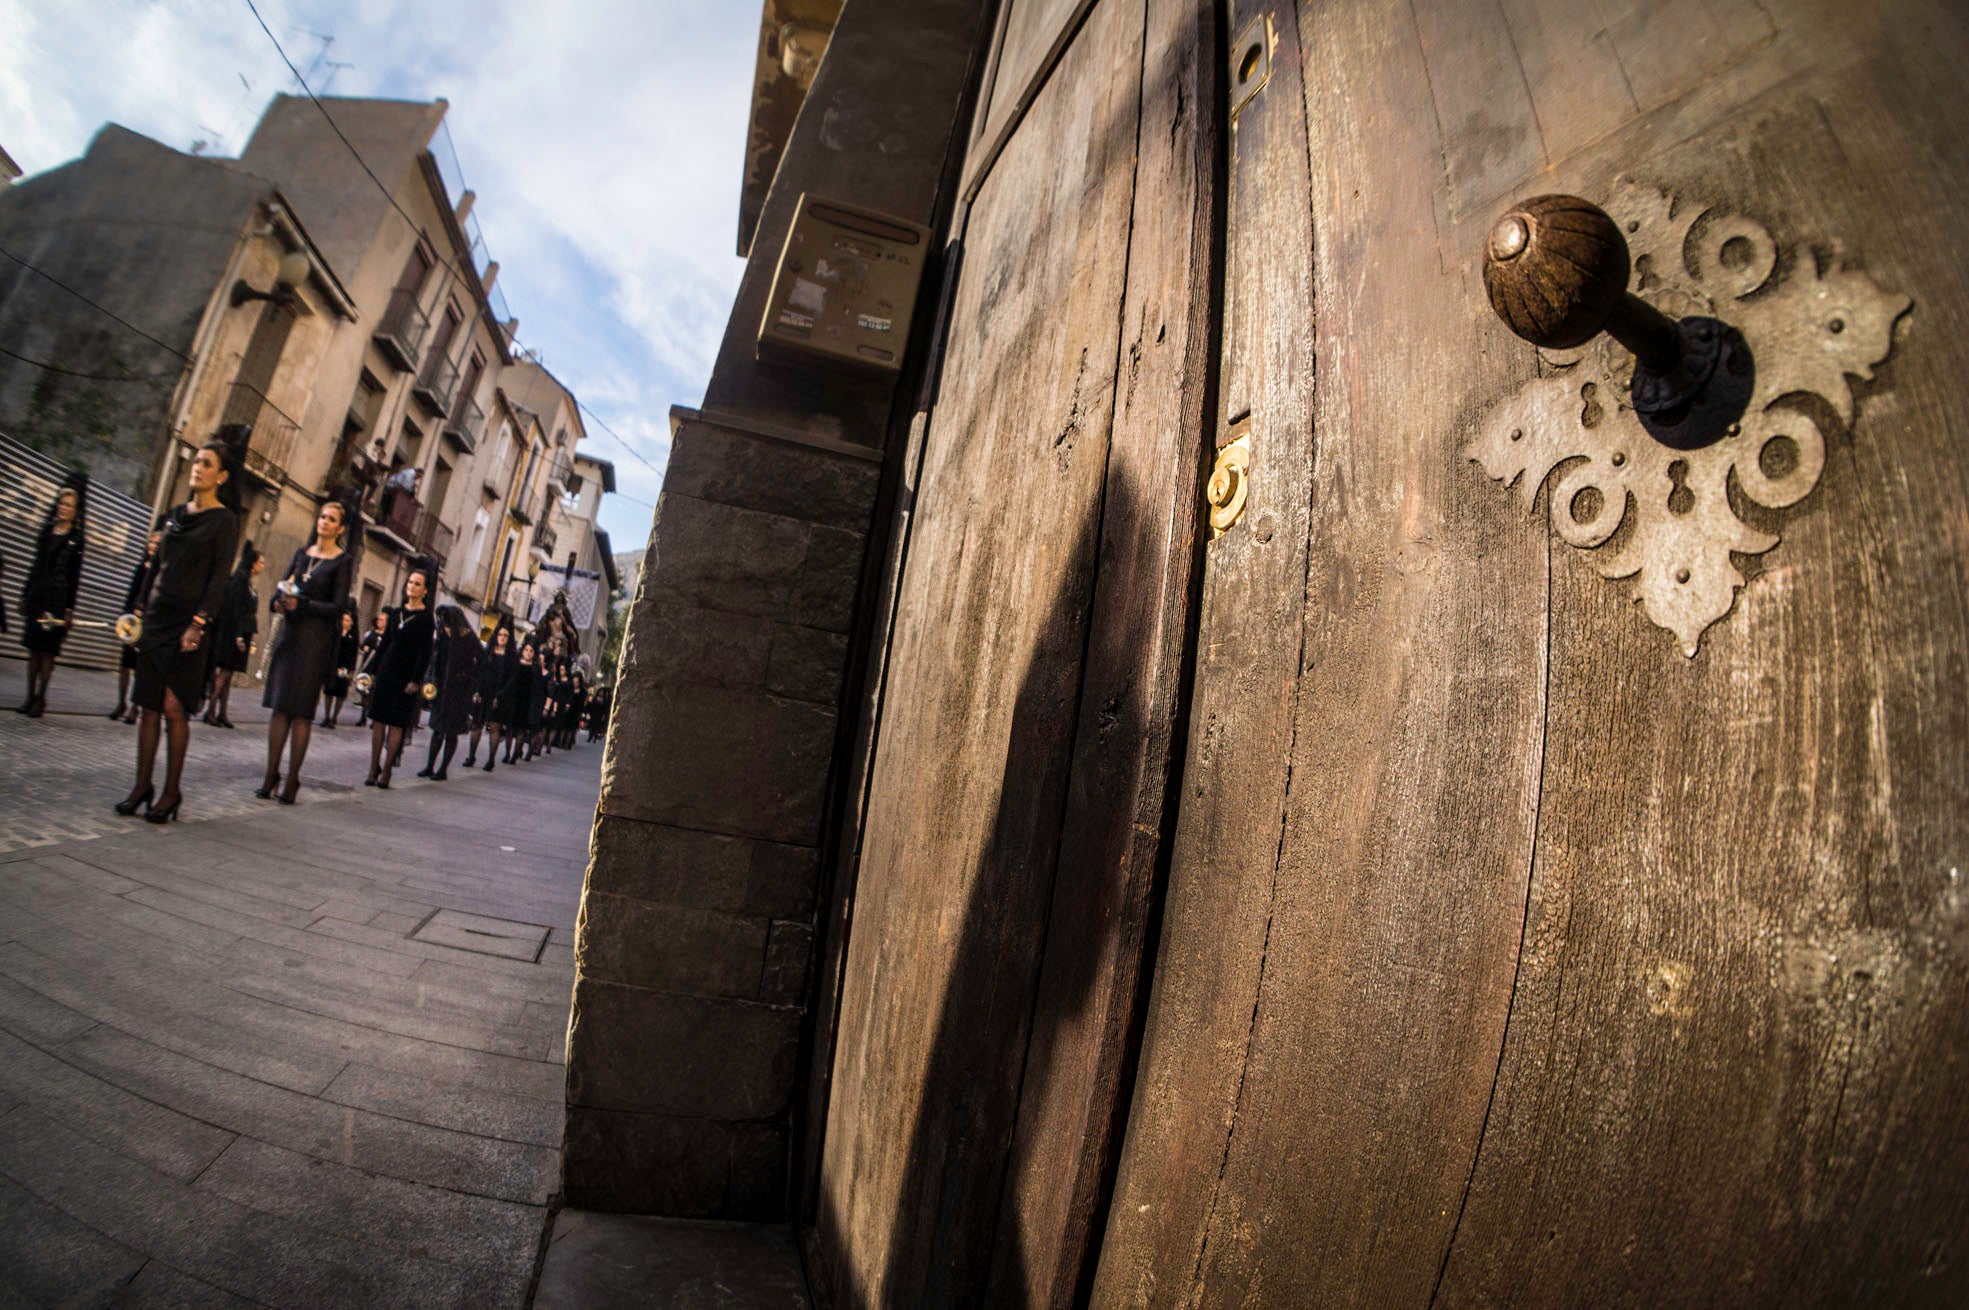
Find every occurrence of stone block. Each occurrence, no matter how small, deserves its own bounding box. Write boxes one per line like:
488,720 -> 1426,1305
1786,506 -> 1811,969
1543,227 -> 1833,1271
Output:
666,417 -> 882,531
726,1122 -> 789,1217
758,921 -> 814,1006
795,525 -> 864,631
643,493 -> 863,635
562,1106 -> 727,1216
637,601 -> 772,691
577,893 -> 768,1000
765,624 -> 849,704
566,979 -> 800,1121
604,679 -> 834,846
586,815 -> 817,920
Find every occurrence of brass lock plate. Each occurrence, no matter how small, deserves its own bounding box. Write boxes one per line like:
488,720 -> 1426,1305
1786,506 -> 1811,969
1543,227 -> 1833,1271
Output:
1207,431 -> 1252,539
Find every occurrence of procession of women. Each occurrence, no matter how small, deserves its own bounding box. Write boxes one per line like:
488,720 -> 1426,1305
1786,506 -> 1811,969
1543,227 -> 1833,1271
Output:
10,454 -> 612,824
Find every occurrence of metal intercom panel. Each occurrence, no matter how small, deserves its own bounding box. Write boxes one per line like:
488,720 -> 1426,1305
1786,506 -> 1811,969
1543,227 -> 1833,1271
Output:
757,194 -> 928,374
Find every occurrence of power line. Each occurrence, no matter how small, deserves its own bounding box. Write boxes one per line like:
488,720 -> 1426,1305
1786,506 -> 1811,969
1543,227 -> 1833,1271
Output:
0,342 -> 179,382
242,0 -> 675,483
0,243 -> 193,363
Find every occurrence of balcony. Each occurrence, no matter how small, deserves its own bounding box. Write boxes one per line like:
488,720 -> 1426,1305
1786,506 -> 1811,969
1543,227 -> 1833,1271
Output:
373,290 -> 430,372
533,518 -> 558,557
411,354 -> 458,415
443,392 -> 484,455
414,508 -> 456,569
219,381 -> 301,487
547,455 -> 575,493
371,486 -> 421,553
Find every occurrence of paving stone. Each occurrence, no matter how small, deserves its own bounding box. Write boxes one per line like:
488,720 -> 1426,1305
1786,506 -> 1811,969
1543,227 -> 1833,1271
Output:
322,1062 -> 562,1149
0,1028 -> 235,1180
195,1137 -> 544,1279
106,1260 -> 262,1308
0,970 -> 98,1046
0,1106 -> 527,1309
57,1025 -> 558,1205
0,1165 -> 148,1307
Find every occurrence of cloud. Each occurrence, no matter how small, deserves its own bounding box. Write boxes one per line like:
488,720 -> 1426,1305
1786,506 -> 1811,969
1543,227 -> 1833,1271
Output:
0,0 -> 759,546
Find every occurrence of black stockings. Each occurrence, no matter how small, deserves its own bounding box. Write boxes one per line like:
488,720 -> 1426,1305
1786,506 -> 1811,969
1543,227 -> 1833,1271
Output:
368,721 -> 405,785
128,691 -> 190,807
264,711 -> 312,800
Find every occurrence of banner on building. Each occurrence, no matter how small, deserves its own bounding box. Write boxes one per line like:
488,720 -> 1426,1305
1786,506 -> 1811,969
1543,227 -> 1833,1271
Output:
529,563 -> 602,630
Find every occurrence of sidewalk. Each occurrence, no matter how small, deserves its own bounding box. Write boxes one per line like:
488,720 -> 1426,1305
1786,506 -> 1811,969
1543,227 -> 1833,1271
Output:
0,706 -> 597,1306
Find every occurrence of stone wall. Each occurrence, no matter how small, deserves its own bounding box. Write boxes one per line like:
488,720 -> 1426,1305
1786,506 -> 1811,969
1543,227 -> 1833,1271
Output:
565,416 -> 876,1214
561,0 -> 991,1219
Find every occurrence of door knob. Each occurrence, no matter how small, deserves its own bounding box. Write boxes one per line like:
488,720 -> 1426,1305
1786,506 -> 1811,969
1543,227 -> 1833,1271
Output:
1483,194 -> 1720,416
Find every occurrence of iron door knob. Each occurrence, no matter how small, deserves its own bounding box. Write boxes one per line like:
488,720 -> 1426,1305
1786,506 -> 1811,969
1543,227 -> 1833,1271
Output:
1483,194 -> 1720,416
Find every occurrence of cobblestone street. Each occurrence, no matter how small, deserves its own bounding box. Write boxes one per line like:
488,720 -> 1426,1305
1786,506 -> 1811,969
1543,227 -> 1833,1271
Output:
0,656 -> 598,1306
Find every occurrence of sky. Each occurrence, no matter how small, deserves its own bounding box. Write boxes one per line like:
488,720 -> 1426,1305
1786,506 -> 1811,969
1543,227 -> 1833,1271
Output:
0,0 -> 760,550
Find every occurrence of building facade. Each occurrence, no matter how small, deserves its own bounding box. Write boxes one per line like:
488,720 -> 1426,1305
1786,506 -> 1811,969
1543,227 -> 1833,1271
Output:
0,96 -> 607,675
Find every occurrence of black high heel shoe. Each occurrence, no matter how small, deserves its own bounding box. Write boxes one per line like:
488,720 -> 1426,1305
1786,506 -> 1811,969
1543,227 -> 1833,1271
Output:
114,785 -> 153,816
145,795 -> 181,824
254,772 -> 281,800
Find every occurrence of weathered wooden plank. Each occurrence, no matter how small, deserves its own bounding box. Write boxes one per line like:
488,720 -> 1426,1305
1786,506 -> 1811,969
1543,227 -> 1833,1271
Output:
809,0 -> 1147,1302
1438,1 -> 1969,1300
1499,0 -> 1638,164
1090,0 -> 1327,1299
961,0 -> 1099,201
1148,0 -> 1553,1298
1413,0 -> 1547,222
983,0 -> 1220,1302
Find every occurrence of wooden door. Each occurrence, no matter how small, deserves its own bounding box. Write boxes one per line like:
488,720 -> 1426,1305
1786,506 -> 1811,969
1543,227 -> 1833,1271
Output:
1096,0 -> 1969,1303
807,0 -> 1217,1303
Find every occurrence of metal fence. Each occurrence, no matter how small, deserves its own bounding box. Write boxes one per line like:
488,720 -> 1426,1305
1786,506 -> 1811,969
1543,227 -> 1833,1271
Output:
0,430 -> 152,671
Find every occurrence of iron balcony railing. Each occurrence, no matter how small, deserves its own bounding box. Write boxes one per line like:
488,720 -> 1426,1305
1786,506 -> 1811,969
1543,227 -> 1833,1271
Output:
220,381 -> 301,486
412,353 -> 459,415
414,508 -> 456,568
444,392 -> 484,454
533,517 -> 558,557
373,290 -> 430,372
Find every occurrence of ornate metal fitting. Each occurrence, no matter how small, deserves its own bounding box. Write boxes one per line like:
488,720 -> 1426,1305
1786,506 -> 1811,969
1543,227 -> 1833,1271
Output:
1469,178 -> 1911,655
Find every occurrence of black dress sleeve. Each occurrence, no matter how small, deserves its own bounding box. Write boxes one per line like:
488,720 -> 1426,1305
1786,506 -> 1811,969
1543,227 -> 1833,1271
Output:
122,557 -> 151,612
58,534 -> 82,614
194,513 -> 239,626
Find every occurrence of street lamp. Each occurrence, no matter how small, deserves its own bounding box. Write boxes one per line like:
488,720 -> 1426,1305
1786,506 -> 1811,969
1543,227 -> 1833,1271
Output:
230,250 -> 311,309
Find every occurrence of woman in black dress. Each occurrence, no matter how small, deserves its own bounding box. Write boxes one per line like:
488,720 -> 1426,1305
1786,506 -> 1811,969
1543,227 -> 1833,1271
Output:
17,474 -> 87,717
524,639 -> 553,761
464,622 -> 512,770
364,561 -> 436,789
116,441 -> 239,823
203,541 -> 262,729
110,527 -> 163,722
416,605 -> 481,781
258,499 -> 355,804
499,638 -> 538,765
319,607 -> 358,729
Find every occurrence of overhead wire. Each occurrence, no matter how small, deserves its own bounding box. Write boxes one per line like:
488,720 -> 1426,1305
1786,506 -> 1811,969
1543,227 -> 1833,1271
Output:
0,243 -> 194,363
0,342 -> 180,382
241,0 -> 673,483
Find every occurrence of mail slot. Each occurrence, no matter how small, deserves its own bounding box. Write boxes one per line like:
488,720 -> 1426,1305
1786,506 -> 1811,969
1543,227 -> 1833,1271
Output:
757,193 -> 929,375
